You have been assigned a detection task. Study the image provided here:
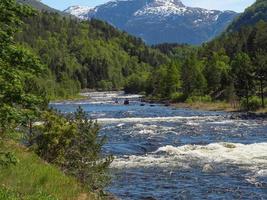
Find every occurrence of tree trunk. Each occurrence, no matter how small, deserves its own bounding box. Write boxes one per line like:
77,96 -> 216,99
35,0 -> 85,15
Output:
246,84 -> 249,111
260,79 -> 265,108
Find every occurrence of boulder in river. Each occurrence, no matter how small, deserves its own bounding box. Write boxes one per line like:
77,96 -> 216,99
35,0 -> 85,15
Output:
124,99 -> 129,105
202,164 -> 214,173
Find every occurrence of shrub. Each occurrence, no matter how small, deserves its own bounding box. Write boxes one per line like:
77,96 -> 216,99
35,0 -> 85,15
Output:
240,96 -> 262,111
29,107 -> 113,192
170,92 -> 185,102
97,80 -> 113,91
0,151 -> 17,168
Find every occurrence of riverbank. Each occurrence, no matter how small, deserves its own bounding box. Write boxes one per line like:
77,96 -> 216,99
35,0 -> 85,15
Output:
143,95 -> 266,118
172,101 -> 267,119
0,140 -> 99,200
172,102 -> 238,112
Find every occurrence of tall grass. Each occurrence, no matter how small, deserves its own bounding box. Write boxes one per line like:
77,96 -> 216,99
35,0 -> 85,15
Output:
0,141 -> 98,200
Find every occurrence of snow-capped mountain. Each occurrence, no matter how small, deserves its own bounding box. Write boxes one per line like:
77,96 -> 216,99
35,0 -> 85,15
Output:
64,5 -> 93,19
64,0 -> 238,44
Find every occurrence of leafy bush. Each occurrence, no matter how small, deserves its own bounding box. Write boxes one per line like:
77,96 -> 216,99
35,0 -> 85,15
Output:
30,107 -> 113,192
185,95 -> 212,104
240,96 -> 262,111
170,92 -> 185,102
97,80 -> 113,91
124,74 -> 147,94
0,151 -> 17,168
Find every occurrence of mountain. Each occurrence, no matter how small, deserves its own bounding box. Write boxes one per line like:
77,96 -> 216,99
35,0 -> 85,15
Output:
17,0 -> 68,15
227,0 -> 267,31
64,0 -> 238,45
64,5 -> 93,19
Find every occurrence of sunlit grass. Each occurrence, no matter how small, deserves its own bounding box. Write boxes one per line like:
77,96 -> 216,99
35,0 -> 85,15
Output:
0,141 -> 98,200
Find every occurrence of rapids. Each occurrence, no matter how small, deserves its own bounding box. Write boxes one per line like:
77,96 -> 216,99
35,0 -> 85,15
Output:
51,92 -> 267,200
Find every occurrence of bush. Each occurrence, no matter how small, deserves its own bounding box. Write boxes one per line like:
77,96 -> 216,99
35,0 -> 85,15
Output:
97,80 -> 113,91
0,151 -> 17,168
170,92 -> 185,102
124,74 -> 147,94
240,96 -> 262,111
29,107 -> 113,192
185,95 -> 212,104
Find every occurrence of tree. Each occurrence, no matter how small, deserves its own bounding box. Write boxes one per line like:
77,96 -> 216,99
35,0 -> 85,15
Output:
231,52 -> 255,110
0,0 -> 47,134
204,50 -> 230,98
255,52 -> 267,108
181,54 -> 207,98
164,61 -> 181,98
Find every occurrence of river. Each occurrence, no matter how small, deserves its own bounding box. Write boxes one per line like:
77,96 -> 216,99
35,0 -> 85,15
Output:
50,91 -> 267,200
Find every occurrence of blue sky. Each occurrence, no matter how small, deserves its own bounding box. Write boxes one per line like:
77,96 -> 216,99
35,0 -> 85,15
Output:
42,0 -> 255,12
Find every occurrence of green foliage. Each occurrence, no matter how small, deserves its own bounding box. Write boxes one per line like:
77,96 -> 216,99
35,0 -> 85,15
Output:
0,141 -> 97,200
124,73 -> 149,94
98,80 -> 113,91
0,0 -> 47,134
0,187 -> 19,200
240,96 -> 262,111
16,11 -> 167,98
146,61 -> 181,98
185,95 -> 212,104
30,107 -> 113,192
170,92 -> 184,102
231,52 -> 255,107
203,50 -> 231,96
0,151 -> 17,168
181,54 -> 207,98
228,0 -> 267,32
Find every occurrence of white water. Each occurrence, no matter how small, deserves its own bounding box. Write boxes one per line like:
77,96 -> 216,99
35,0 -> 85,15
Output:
97,115 -> 220,123
111,142 -> 267,177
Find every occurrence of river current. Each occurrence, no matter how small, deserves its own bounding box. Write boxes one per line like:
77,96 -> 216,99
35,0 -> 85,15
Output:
51,92 -> 267,200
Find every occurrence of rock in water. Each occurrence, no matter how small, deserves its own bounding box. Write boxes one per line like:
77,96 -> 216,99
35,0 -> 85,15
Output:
202,164 -> 214,173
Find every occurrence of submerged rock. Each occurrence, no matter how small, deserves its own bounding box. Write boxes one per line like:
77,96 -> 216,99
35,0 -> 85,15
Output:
202,164 -> 214,173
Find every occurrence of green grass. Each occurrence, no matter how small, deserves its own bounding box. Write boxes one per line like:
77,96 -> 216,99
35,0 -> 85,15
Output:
0,141 -> 98,200
173,101 -> 237,112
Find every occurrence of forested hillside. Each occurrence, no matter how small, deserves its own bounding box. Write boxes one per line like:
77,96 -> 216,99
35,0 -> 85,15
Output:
16,10 -> 167,99
142,0 -> 266,111
17,0 -> 65,14
228,0 -> 267,31
16,0 -> 266,110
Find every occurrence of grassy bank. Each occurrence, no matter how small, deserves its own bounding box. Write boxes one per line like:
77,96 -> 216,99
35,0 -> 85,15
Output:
0,141 -> 98,200
172,101 -> 267,114
172,102 -> 238,112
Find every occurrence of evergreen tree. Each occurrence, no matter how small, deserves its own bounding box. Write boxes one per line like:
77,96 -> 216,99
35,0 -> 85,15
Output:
231,52 -> 255,110
181,54 -> 207,98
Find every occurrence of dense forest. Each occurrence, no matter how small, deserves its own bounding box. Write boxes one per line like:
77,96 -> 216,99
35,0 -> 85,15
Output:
126,0 -> 267,111
145,19 -> 267,110
16,11 -> 167,99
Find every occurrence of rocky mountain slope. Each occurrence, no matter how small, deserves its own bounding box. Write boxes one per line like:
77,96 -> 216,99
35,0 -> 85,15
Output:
65,0 -> 238,45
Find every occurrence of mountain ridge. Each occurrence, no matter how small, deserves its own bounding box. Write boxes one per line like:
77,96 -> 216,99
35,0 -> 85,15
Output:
65,0 -> 238,45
